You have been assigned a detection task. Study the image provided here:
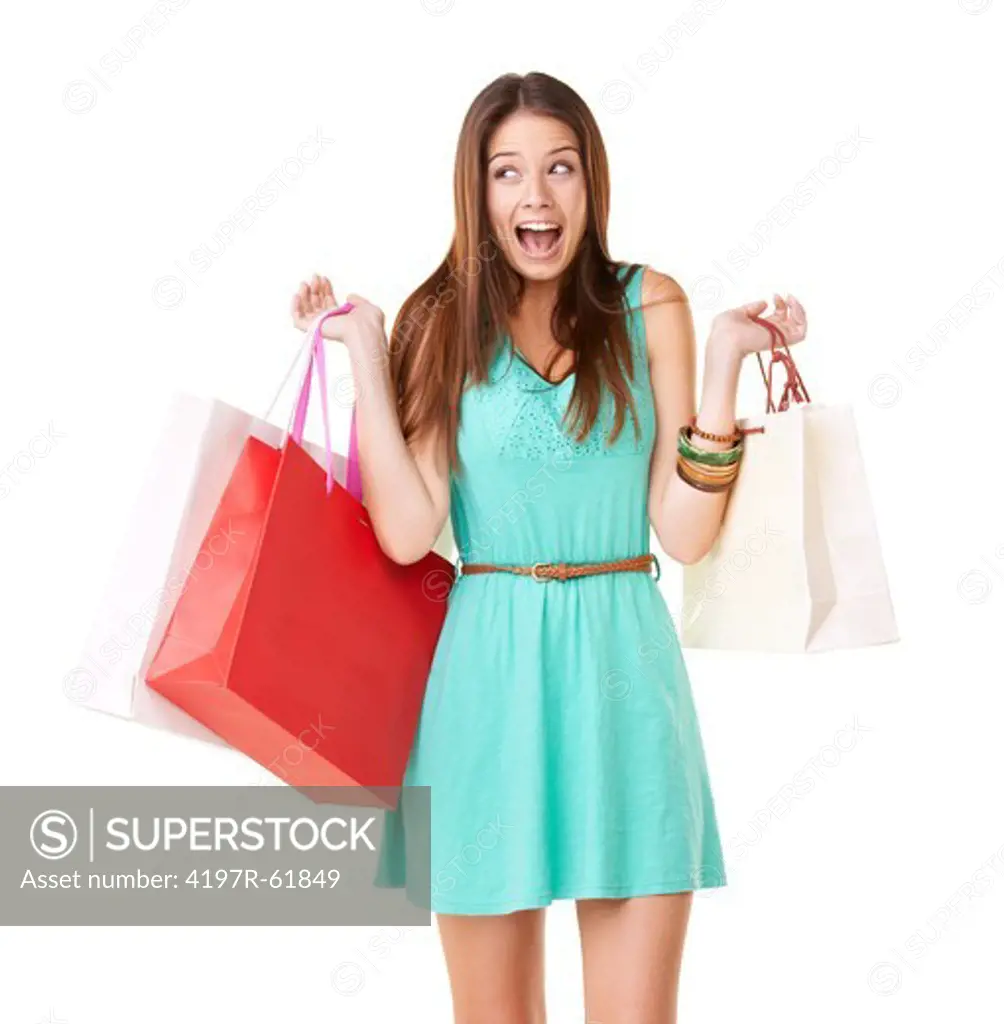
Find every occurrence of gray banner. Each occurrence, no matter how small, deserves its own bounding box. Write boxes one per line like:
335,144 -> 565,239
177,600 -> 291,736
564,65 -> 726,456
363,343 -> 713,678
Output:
1,786 -> 430,925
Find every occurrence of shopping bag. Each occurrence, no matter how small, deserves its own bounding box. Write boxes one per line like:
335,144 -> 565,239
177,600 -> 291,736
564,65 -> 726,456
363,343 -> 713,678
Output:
680,319 -> 898,653
67,346 -> 354,742
67,392 -> 251,744
145,307 -> 455,807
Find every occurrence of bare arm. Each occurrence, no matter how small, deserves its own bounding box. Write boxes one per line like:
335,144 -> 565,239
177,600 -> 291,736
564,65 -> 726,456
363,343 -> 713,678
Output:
346,325 -> 451,564
642,267 -> 807,564
292,276 -> 450,566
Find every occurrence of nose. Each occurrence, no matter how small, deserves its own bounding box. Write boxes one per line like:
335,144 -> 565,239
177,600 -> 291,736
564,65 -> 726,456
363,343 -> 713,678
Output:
520,168 -> 553,211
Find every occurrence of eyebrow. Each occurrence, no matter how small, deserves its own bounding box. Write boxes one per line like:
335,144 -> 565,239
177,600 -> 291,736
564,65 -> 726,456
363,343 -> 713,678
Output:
488,145 -> 580,163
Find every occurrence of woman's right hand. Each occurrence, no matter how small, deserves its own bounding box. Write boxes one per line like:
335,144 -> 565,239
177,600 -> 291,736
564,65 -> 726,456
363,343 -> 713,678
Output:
290,273 -> 386,351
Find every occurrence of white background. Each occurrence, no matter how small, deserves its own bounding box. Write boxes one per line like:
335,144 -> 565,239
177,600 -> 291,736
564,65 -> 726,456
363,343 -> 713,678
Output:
2,0 -> 1003,1021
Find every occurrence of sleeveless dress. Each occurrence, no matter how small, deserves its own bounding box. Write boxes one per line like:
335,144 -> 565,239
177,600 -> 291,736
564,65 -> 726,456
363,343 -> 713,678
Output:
373,262 -> 727,915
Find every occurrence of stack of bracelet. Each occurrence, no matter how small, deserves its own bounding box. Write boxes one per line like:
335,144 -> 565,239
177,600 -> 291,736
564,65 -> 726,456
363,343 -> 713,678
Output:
676,418 -> 744,493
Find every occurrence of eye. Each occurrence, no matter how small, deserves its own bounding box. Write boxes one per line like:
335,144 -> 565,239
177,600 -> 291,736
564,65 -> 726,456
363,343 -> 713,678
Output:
493,165 -> 519,180
551,161 -> 574,175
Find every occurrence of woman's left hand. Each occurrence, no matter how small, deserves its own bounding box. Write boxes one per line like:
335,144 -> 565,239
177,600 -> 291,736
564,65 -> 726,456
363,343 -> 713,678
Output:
291,273 -> 386,353
709,292 -> 807,359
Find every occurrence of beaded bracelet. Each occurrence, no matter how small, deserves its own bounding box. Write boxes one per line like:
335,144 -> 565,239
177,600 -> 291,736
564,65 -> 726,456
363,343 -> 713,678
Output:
689,415 -> 742,444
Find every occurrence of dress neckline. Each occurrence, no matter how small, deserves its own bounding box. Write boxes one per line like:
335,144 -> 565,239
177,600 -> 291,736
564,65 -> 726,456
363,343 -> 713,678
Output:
504,335 -> 577,387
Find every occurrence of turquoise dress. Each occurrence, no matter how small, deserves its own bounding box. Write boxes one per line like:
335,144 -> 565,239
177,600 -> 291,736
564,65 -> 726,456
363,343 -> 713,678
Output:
374,262 -> 726,915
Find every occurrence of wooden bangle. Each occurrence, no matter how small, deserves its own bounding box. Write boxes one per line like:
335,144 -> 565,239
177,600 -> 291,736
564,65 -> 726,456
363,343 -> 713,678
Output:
686,447 -> 740,474
680,460 -> 739,482
680,464 -> 725,495
677,451 -> 740,482
689,415 -> 742,444
679,449 -> 740,473
676,460 -> 734,493
678,457 -> 740,488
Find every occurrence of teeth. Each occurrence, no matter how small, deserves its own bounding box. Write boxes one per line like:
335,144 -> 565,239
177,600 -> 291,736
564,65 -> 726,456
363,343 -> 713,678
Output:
518,221 -> 560,231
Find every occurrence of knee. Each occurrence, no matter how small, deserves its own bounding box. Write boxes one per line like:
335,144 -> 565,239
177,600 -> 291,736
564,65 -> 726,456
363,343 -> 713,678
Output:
453,998 -> 545,1024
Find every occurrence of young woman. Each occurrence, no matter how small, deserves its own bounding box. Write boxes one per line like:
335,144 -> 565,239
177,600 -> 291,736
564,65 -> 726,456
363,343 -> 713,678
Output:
291,71 -> 806,1024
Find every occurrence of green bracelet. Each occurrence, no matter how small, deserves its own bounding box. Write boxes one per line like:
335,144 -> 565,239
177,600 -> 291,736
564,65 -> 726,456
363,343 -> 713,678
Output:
677,425 -> 744,466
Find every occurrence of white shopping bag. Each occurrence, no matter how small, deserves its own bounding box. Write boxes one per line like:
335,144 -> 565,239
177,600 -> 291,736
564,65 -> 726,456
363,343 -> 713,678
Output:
66,341 -> 358,740
681,332 -> 898,653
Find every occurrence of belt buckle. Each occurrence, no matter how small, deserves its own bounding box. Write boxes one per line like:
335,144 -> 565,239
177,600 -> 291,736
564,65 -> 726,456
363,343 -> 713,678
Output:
531,561 -> 572,581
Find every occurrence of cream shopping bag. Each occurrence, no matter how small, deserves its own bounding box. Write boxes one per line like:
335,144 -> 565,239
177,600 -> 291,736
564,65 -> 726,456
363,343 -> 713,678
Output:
681,322 -> 898,653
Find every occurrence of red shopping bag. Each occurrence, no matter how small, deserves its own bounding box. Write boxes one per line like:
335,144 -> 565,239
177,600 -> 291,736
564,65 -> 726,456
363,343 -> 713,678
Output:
145,307 -> 454,808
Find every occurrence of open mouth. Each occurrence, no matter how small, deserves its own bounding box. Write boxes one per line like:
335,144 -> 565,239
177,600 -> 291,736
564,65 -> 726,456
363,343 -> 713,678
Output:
515,221 -> 564,260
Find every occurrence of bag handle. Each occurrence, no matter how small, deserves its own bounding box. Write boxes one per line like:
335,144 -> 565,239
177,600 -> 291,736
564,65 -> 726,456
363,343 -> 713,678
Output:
265,304 -> 362,501
734,316 -> 811,437
750,313 -> 811,411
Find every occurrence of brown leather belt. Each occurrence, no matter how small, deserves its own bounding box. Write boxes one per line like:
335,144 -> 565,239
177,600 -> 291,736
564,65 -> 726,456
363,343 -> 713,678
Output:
457,553 -> 660,583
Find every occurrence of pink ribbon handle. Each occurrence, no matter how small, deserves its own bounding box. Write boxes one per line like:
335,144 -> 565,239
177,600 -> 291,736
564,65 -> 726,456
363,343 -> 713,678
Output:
287,304 -> 362,501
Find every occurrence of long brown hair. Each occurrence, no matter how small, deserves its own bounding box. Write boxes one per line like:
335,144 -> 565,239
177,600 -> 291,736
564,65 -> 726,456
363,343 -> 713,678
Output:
388,71 -> 642,472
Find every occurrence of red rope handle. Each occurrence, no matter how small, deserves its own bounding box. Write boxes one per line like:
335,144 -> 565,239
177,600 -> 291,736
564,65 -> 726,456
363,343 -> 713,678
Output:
750,314 -> 811,414
733,314 -> 810,436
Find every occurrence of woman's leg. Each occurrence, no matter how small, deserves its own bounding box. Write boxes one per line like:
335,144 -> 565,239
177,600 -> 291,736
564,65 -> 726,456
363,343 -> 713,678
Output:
576,893 -> 693,1024
437,907 -> 548,1024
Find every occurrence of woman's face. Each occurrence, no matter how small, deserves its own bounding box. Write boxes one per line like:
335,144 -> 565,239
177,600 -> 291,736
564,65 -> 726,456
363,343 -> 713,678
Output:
485,110 -> 587,283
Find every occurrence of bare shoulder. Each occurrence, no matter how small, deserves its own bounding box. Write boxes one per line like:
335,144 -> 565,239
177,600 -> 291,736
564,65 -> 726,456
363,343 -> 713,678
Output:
635,266 -> 694,369
640,265 -> 688,308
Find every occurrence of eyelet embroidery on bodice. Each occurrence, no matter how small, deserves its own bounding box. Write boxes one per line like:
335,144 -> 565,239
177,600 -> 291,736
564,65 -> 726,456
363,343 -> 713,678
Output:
461,264 -> 652,462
